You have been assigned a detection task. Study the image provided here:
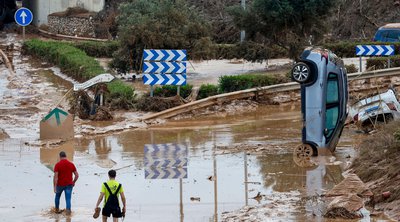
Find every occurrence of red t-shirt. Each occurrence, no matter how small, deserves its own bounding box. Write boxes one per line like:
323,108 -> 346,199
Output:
54,159 -> 77,186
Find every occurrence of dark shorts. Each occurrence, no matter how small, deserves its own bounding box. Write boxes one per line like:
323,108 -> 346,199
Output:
102,206 -> 122,218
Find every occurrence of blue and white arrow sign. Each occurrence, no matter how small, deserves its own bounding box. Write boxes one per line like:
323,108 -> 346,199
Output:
143,62 -> 186,74
14,8 -> 33,26
144,49 -> 187,62
143,74 -> 186,86
356,45 -> 395,56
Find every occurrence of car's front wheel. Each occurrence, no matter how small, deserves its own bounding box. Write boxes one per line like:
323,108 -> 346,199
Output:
291,62 -> 311,83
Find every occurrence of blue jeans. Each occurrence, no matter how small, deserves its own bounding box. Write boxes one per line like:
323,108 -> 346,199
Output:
55,185 -> 73,210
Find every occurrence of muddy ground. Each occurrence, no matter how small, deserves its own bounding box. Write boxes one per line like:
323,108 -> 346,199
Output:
0,34 -> 398,222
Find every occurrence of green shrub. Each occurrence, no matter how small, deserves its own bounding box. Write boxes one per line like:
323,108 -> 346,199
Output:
23,39 -> 134,109
72,41 -> 119,58
366,56 -> 400,70
153,85 -> 193,98
197,84 -> 220,99
219,74 -> 285,93
345,64 -> 358,73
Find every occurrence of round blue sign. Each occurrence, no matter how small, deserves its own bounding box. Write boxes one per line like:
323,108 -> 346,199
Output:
14,8 -> 33,27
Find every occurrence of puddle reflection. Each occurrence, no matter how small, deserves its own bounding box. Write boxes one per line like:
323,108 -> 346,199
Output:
32,106 -> 390,221
40,141 -> 74,171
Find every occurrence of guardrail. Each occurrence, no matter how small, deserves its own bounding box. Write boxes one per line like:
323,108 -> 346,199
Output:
142,67 -> 400,121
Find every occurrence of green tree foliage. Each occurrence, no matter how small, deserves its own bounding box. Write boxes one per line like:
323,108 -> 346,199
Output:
113,0 -> 211,72
229,0 -> 336,59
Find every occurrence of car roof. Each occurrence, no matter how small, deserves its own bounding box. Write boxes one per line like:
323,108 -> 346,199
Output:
379,23 -> 400,29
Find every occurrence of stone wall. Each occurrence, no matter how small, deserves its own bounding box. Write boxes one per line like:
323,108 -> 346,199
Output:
48,13 -> 96,38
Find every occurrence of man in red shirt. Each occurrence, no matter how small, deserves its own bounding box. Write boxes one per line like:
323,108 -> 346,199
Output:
53,151 -> 79,214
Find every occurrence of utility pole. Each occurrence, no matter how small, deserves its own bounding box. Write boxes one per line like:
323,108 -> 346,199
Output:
240,0 -> 246,43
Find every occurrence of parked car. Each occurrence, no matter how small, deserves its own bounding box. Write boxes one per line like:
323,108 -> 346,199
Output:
373,23 -> 400,42
291,47 -> 348,156
349,89 -> 400,133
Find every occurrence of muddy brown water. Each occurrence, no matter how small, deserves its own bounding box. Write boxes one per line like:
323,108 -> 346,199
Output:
0,105 -> 391,222
0,34 -> 390,221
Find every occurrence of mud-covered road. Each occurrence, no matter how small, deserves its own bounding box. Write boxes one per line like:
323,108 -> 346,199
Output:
0,34 -> 392,222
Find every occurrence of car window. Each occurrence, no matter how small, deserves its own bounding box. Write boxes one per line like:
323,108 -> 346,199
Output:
387,30 -> 400,40
326,74 -> 339,103
380,30 -> 389,39
326,106 -> 339,137
325,73 -> 340,138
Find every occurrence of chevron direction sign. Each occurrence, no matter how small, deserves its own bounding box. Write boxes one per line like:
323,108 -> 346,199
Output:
144,49 -> 187,62
356,45 -> 395,56
144,143 -> 188,179
142,49 -> 187,87
143,62 -> 186,74
143,74 -> 186,86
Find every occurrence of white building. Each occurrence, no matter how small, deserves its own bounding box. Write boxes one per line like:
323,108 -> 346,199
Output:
23,0 -> 105,25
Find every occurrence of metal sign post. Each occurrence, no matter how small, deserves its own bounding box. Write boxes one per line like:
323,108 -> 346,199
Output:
14,8 -> 33,40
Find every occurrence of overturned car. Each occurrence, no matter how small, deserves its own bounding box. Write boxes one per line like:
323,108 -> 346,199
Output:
349,89 -> 400,133
292,47 -> 348,156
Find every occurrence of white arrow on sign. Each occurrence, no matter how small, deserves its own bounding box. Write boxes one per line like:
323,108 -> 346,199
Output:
20,11 -> 27,24
387,46 -> 395,55
366,45 -> 374,56
73,73 -> 115,91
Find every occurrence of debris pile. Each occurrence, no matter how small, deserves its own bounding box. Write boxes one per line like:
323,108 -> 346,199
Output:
69,90 -> 113,121
136,95 -> 186,112
323,173 -> 373,219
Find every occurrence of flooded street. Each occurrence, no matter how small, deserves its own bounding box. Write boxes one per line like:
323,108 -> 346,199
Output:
2,104 -> 386,222
0,35 -> 391,222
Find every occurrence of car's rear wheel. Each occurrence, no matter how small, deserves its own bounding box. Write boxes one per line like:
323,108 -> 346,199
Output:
291,62 -> 311,83
294,143 -> 314,157
293,143 -> 317,168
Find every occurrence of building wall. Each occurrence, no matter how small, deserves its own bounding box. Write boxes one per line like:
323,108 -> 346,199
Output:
48,14 -> 96,37
23,0 -> 104,25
